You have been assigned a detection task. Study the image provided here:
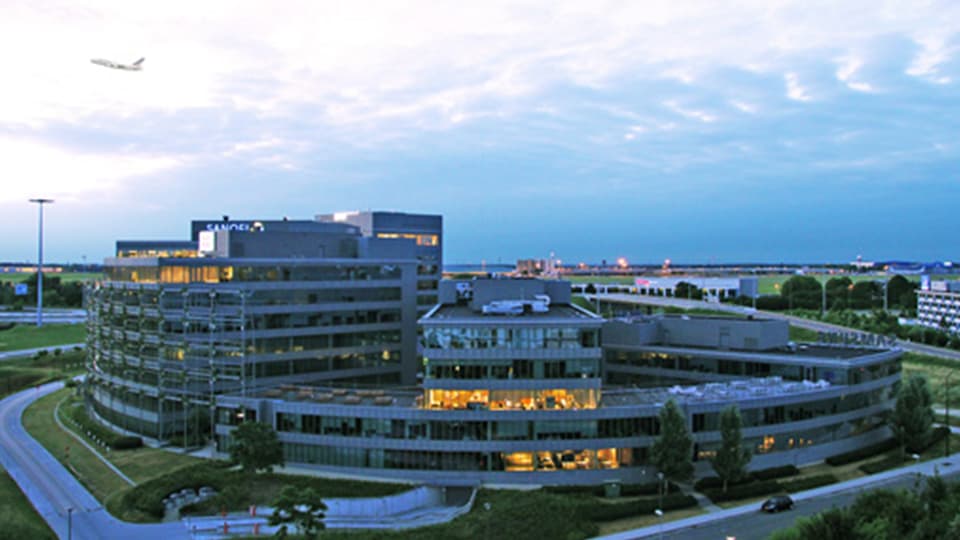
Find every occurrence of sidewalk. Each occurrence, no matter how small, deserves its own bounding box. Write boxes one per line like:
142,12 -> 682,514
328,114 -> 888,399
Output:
595,454 -> 960,540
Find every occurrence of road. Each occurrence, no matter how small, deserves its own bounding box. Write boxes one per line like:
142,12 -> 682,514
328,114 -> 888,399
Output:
0,382 -> 189,540
645,473 -> 936,540
0,309 -> 86,324
0,343 -> 85,361
587,293 -> 960,361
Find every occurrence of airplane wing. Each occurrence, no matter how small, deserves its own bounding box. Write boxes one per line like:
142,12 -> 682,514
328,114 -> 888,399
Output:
132,57 -> 145,66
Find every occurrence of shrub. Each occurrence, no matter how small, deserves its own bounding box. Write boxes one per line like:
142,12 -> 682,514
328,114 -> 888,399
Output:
825,438 -> 899,466
620,481 -> 680,497
779,474 -> 838,492
112,436 -> 144,450
53,348 -> 62,356
694,475 -> 751,491
859,456 -> 906,475
922,426 -> 950,452
579,493 -> 697,521
752,465 -> 799,481
65,403 -> 142,450
703,480 -> 781,503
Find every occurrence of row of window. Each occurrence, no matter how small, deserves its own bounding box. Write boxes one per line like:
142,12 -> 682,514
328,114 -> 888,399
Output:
425,358 -> 599,380
272,413 -> 659,441
106,264 -> 405,284
605,351 -> 901,385
422,327 -> 599,350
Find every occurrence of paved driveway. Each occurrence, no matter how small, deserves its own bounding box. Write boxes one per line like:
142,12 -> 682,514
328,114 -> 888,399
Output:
0,382 -> 189,540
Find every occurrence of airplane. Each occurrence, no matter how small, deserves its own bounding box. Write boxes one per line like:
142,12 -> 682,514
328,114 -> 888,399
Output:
90,57 -> 145,71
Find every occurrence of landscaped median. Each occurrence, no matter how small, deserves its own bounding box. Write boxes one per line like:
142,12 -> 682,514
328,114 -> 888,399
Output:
694,465 -> 840,504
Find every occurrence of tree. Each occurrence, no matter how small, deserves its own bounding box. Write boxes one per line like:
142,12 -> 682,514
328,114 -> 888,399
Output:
710,405 -> 752,493
825,277 -> 854,310
780,276 -> 822,310
886,275 -> 914,310
268,485 -> 327,539
650,399 -> 694,491
674,281 -> 703,300
890,374 -> 934,454
849,281 -> 881,310
229,421 -> 285,474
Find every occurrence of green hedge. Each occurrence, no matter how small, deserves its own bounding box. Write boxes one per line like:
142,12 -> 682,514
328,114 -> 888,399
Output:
694,475 -> 752,491
121,462 -> 234,519
580,493 -> 697,521
703,480 -> 782,503
752,465 -> 800,481
858,456 -> 906,475
64,403 -> 142,450
779,474 -> 838,493
922,427 -> 951,453
543,481 -> 679,498
825,438 -> 899,466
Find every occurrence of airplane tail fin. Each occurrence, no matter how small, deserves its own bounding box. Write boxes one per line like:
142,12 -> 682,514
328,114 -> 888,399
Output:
133,57 -> 145,66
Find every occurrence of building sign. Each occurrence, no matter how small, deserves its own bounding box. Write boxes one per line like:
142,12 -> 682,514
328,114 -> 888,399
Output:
14,283 -> 28,296
198,231 -> 216,255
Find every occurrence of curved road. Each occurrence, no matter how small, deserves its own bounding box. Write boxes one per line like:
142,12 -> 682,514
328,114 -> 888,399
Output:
0,382 -> 189,540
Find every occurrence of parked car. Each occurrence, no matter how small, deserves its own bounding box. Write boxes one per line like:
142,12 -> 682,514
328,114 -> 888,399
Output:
761,495 -> 794,513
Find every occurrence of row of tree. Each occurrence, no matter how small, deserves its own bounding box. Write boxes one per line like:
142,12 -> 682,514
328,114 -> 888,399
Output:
222,374 -> 936,534
0,273 -> 84,309
650,373 -> 936,494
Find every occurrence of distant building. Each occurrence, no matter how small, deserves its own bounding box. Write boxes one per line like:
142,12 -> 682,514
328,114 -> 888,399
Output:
571,276 -> 759,301
917,280 -> 960,333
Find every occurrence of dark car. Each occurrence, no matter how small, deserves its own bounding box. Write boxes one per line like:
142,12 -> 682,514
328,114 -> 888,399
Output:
761,495 -> 794,513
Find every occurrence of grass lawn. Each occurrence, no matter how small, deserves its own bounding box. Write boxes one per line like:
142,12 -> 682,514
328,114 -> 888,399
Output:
595,505 -> 705,536
22,389 -> 133,502
0,272 -> 102,284
789,326 -> 820,342
902,352 -> 960,409
0,349 -> 85,399
0,466 -> 56,539
56,394 -> 204,484
0,323 -> 86,351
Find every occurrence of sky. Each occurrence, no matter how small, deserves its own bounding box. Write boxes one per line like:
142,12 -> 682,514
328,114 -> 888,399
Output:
1,1 -> 958,266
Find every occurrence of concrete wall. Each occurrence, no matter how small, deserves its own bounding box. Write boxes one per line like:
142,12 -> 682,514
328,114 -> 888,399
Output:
658,316 -> 789,351
323,486 -> 444,518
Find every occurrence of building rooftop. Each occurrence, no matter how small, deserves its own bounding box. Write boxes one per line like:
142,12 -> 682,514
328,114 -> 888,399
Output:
423,303 -> 599,322
601,376 -> 834,407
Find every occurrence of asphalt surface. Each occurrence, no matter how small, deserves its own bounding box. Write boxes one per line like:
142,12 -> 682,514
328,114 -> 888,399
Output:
0,308 -> 86,324
0,382 -> 189,540
646,473 -> 937,540
0,343 -> 85,361
588,293 -> 960,361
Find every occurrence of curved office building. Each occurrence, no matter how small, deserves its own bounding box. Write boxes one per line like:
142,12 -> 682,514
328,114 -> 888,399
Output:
84,213 -> 902,485
84,216 -> 431,443
213,279 -> 902,485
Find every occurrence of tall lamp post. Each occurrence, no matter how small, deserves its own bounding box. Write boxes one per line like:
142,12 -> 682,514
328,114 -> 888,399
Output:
28,198 -> 54,327
947,370 -> 955,457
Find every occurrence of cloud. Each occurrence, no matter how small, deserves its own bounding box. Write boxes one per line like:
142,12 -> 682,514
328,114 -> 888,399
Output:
0,137 -> 181,203
906,35 -> 956,83
836,56 -> 875,92
784,72 -> 812,102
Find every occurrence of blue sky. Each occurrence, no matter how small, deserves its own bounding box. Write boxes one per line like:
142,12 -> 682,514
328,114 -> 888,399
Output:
1,1 -> 958,265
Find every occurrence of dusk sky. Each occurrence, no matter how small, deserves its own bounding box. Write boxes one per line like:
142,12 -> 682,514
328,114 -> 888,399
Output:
2,1 -> 958,265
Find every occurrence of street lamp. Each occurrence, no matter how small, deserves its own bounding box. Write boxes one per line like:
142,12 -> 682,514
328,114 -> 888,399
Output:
28,198 -> 54,327
946,370 -> 955,457
66,506 -> 73,540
